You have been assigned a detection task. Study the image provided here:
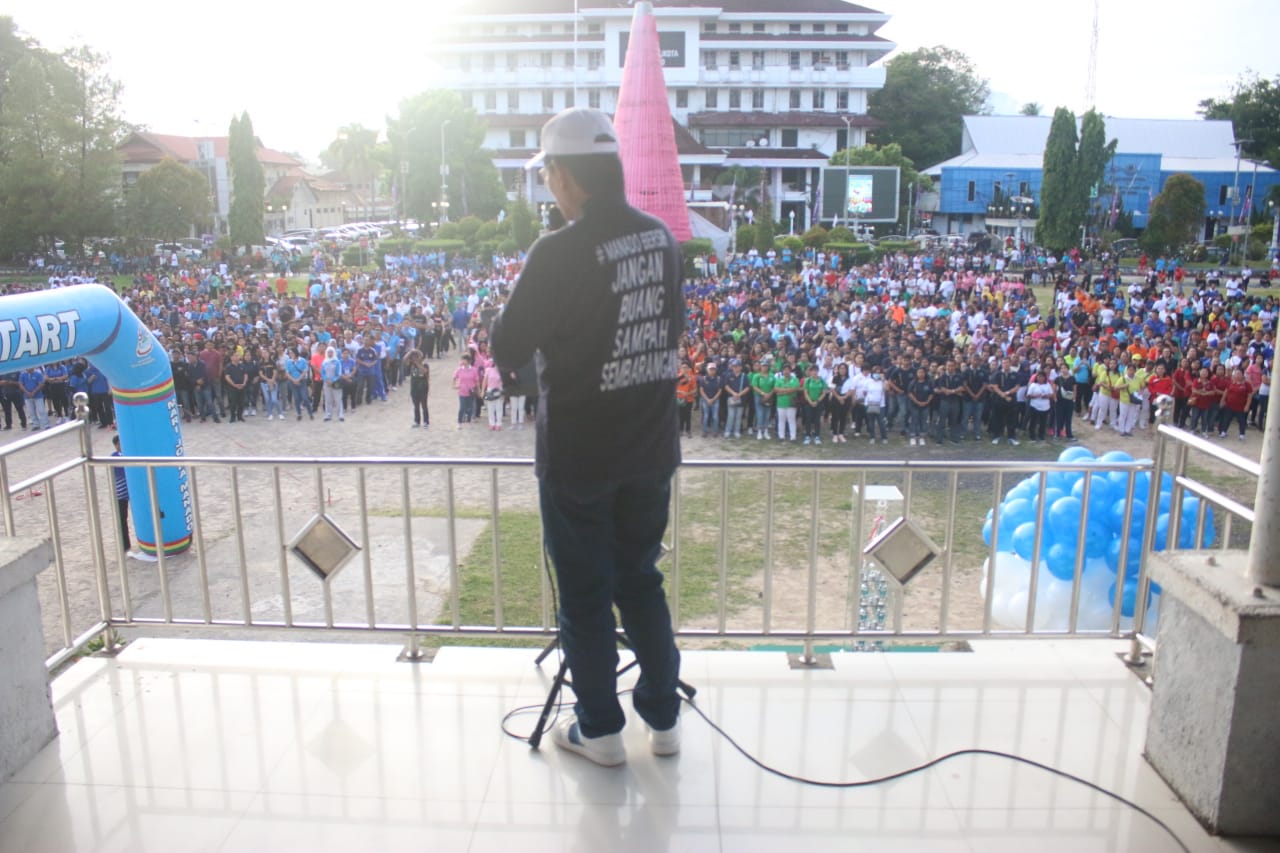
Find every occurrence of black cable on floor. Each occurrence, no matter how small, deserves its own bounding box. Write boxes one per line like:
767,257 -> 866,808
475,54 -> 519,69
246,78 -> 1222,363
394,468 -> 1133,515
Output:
502,686 -> 1189,853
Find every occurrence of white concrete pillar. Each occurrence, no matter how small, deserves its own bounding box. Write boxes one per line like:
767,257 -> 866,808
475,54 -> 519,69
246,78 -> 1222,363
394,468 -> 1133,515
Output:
0,538 -> 56,783
1247,379 -> 1279,586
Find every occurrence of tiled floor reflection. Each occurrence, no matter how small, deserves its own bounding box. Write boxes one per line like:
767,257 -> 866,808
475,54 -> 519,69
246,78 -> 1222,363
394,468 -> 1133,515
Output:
1,637 -> 1275,852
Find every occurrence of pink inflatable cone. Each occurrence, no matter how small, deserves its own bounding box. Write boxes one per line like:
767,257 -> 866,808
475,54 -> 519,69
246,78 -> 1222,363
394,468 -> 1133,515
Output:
614,1 -> 692,241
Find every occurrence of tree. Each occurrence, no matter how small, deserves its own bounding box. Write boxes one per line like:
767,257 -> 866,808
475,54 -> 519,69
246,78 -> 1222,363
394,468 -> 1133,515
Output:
1199,72 -> 1280,168
868,46 -> 990,170
322,123 -> 380,217
388,90 -> 506,222
1036,108 -> 1117,252
1141,174 -> 1206,256
126,159 -> 211,241
228,111 -> 265,249
506,198 -> 538,252
1020,102 -> 1043,116
0,18 -> 127,260
829,143 -> 933,233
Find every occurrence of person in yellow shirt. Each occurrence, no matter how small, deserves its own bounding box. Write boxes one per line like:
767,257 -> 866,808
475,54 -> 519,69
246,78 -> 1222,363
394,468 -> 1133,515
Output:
1090,357 -> 1113,428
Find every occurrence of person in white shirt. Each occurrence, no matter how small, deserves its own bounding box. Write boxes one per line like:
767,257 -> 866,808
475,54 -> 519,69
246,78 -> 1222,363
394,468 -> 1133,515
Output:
860,370 -> 888,443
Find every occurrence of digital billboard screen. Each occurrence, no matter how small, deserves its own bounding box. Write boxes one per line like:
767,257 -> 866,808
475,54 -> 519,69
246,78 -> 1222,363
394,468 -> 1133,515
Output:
820,166 -> 900,224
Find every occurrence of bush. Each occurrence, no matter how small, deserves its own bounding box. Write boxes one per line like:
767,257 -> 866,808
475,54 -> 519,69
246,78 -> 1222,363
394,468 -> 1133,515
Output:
827,226 -> 855,244
435,222 -> 462,240
497,239 -> 518,256
413,239 -> 467,253
735,225 -> 755,253
681,238 -> 713,260
778,235 -> 803,252
801,225 -> 830,248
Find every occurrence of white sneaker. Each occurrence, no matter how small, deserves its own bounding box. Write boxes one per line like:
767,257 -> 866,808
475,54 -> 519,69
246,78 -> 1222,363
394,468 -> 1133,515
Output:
550,715 -> 625,766
647,717 -> 681,756
1009,438 -> 1021,446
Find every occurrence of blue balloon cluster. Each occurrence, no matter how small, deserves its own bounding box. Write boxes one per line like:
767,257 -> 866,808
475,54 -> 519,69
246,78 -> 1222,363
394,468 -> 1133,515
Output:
983,448 -> 1215,618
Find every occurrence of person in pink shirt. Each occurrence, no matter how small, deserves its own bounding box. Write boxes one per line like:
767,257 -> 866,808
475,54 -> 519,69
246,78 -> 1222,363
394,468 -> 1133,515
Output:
481,360 -> 504,430
452,353 -> 480,428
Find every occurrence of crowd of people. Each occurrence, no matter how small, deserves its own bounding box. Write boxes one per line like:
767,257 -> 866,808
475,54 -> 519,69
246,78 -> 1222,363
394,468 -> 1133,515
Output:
3,238 -> 1273,451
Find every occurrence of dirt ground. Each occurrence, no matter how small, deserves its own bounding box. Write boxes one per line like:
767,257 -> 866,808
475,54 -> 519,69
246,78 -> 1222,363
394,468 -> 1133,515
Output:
2,352 -> 1263,657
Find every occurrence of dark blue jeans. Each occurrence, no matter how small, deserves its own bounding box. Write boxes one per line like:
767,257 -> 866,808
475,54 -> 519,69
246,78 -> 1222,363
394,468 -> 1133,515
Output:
539,470 -> 681,738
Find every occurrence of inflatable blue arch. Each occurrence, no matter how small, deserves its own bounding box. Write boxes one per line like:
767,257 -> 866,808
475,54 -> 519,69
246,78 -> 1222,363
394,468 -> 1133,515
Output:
0,284 -> 192,554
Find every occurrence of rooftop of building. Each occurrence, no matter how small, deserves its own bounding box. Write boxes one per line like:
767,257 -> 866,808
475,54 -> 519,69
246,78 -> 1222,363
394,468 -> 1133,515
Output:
450,0 -> 884,16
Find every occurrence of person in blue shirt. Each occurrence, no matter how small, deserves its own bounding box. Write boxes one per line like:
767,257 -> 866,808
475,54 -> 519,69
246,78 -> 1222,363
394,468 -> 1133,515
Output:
19,367 -> 48,431
110,434 -> 133,555
283,348 -> 315,421
83,362 -> 113,429
355,335 -> 382,404
43,362 -> 70,424
339,349 -> 358,412
3,370 -> 33,430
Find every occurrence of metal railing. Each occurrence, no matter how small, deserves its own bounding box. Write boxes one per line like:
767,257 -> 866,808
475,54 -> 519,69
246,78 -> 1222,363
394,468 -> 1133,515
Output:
1128,423 -> 1261,663
0,414 -> 1256,672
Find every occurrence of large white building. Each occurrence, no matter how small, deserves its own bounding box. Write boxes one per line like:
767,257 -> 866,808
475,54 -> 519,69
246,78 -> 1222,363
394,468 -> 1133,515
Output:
431,0 -> 893,232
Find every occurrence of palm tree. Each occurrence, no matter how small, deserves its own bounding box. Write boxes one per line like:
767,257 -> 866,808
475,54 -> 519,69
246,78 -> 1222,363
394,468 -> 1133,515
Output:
323,124 -> 381,218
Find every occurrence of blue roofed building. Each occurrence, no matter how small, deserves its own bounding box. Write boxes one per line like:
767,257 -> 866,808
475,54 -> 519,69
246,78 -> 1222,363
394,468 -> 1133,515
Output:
919,115 -> 1279,247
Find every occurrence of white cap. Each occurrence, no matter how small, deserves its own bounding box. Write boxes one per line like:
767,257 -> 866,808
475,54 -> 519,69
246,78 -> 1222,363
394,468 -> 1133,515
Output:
525,107 -> 619,169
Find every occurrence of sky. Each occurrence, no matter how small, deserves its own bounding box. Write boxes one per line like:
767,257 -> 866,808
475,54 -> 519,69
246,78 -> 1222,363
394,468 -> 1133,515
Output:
4,0 -> 1273,165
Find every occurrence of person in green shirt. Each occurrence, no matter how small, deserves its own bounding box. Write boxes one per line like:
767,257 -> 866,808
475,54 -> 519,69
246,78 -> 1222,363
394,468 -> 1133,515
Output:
774,364 -> 800,441
750,361 -> 776,440
800,364 -> 828,445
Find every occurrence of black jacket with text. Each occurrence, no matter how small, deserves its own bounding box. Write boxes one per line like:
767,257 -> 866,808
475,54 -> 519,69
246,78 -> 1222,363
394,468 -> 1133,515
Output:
491,194 -> 684,485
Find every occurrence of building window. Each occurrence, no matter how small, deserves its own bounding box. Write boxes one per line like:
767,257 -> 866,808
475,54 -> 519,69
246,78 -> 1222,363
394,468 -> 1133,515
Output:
588,50 -> 602,70
701,128 -> 762,147
588,23 -> 601,34
539,51 -> 552,67
460,55 -> 471,72
789,90 -> 801,109
751,50 -> 765,70
789,51 -> 800,70
542,90 -> 554,110
484,91 -> 497,111
509,130 -> 527,148
1219,185 -> 1231,205
836,51 -> 849,70
813,90 -> 826,109
781,129 -> 798,147
564,52 -> 574,68
728,23 -> 740,33
752,89 -> 764,109
589,90 -> 601,109
704,51 -> 717,70
814,24 -> 825,33
482,54 -> 495,71
728,50 -> 740,69
837,91 -> 849,110
706,89 -> 719,109
1020,181 -> 1030,197
967,181 -> 976,202
565,89 -> 575,108
507,54 -> 518,71
789,23 -> 801,34
506,25 -> 517,35
753,23 -> 765,33
729,90 -> 741,109
703,23 -> 716,33
812,51 -> 831,70
539,24 -> 552,34
507,91 -> 519,111
676,89 -> 688,108
837,23 -> 849,33
993,180 -> 1003,199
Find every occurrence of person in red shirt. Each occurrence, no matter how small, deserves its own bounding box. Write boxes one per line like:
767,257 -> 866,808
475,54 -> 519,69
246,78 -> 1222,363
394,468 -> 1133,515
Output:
1219,368 -> 1254,440
1209,365 -> 1231,436
1188,367 -> 1216,436
1171,359 -> 1194,429
1147,363 -> 1173,418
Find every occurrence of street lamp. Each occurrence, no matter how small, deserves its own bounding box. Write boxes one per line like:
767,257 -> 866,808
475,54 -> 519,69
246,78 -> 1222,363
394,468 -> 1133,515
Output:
730,203 -> 746,256
439,119 -> 452,224
841,115 -> 853,228
1269,200 -> 1278,263
788,209 -> 796,235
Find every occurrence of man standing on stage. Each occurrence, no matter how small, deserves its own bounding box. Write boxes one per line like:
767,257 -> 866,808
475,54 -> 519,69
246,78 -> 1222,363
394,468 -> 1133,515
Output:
491,107 -> 685,767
